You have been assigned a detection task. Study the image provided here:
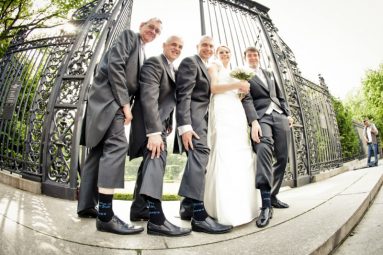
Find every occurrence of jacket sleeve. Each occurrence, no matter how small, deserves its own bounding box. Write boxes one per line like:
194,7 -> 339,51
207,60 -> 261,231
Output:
176,57 -> 197,127
139,57 -> 163,134
107,30 -> 134,107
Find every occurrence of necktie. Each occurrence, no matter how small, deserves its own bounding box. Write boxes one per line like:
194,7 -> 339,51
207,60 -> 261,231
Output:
169,63 -> 175,80
139,44 -> 145,67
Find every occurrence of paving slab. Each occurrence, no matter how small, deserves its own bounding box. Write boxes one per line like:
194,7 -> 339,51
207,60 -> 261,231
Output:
0,166 -> 382,255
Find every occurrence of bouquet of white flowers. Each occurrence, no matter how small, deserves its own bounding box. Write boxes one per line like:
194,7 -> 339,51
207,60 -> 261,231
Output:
230,67 -> 255,81
230,67 -> 255,99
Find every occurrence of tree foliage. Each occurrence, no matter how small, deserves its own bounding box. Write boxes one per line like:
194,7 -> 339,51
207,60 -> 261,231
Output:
362,64 -> 383,143
0,0 -> 91,57
332,97 -> 361,159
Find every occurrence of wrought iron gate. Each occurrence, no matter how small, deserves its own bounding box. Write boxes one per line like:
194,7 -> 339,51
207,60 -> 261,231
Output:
0,0 -> 134,199
199,0 -> 343,187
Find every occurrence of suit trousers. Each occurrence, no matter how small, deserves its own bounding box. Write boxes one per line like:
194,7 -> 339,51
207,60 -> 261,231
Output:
138,132 -> 168,200
178,116 -> 210,201
77,109 -> 127,212
251,111 -> 290,196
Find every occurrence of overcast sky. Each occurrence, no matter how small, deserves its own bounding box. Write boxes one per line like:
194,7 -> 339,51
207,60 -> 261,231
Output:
131,0 -> 383,100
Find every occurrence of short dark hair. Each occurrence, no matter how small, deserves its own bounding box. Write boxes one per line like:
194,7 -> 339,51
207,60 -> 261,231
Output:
243,47 -> 259,58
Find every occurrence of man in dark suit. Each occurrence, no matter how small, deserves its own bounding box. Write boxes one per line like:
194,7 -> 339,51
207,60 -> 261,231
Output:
128,35 -> 191,237
241,47 -> 294,228
77,18 -> 162,235
175,35 -> 232,234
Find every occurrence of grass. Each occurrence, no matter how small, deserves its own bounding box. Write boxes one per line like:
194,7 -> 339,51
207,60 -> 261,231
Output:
113,193 -> 181,201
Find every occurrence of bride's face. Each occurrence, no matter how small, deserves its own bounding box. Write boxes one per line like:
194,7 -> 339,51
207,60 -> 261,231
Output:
217,46 -> 231,64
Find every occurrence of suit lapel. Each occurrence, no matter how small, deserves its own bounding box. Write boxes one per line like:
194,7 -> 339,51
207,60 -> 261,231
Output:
252,74 -> 269,92
195,55 -> 211,84
161,55 -> 175,83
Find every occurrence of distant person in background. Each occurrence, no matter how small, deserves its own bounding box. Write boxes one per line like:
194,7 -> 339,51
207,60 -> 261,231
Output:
363,117 -> 379,167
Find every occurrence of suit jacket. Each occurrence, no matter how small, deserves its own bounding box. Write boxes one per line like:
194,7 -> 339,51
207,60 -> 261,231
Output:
242,68 -> 290,124
129,54 -> 176,159
175,55 -> 211,131
82,30 -> 144,148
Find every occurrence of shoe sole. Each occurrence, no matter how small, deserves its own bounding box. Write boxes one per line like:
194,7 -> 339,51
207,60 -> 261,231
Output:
147,229 -> 191,237
191,225 -> 232,234
96,226 -> 144,235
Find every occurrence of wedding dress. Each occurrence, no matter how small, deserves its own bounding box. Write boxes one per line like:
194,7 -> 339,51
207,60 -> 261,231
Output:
204,62 -> 259,226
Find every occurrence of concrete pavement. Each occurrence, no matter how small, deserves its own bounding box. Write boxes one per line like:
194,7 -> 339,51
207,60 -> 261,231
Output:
0,163 -> 382,255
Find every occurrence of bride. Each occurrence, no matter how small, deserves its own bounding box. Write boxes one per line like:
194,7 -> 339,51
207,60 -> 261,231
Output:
204,45 -> 258,226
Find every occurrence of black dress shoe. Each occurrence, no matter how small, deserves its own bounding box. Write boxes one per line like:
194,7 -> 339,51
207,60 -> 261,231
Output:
271,198 -> 289,208
147,219 -> 191,237
191,216 -> 232,234
78,207 -> 98,218
130,213 -> 149,222
256,207 -> 273,228
96,215 -> 144,235
179,198 -> 193,220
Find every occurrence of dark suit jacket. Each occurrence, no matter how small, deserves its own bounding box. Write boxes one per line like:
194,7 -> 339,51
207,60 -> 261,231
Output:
82,29 -> 143,148
176,55 -> 211,130
129,54 -> 176,160
174,55 -> 211,153
242,68 -> 290,124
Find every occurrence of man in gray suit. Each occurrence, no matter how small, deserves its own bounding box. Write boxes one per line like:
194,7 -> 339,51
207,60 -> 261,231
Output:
129,35 -> 191,237
241,47 -> 294,228
77,17 -> 162,235
175,35 -> 232,234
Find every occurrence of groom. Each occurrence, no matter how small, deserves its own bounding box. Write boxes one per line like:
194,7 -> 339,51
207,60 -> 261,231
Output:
242,47 -> 294,228
175,35 -> 232,234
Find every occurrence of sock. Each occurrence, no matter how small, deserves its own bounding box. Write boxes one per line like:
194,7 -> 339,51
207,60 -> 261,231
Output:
192,199 -> 208,221
98,193 -> 114,222
260,190 -> 271,208
146,197 -> 166,225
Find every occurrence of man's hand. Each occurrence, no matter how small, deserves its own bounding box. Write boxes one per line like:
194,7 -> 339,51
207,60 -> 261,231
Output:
181,130 -> 200,151
147,134 -> 164,159
287,116 -> 294,128
122,104 -> 133,125
251,120 -> 262,143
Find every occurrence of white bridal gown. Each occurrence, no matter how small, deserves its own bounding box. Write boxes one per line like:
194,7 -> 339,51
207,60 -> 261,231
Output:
204,62 -> 259,226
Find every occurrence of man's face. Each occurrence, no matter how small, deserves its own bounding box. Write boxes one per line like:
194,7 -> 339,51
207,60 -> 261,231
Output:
245,51 -> 260,68
364,120 -> 370,126
197,38 -> 214,61
139,21 -> 162,43
163,37 -> 183,62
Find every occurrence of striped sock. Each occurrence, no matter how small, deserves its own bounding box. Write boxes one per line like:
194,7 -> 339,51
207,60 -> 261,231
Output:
260,190 -> 271,208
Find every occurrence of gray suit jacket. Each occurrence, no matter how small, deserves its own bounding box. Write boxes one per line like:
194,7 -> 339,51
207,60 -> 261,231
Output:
129,54 -> 176,159
242,68 -> 290,124
82,30 -> 143,147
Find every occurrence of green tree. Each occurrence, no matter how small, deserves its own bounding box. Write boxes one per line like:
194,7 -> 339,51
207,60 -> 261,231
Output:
332,97 -> 360,159
0,0 -> 91,57
362,64 -> 383,143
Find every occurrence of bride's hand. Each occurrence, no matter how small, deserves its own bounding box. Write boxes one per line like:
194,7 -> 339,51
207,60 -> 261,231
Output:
237,81 -> 250,93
